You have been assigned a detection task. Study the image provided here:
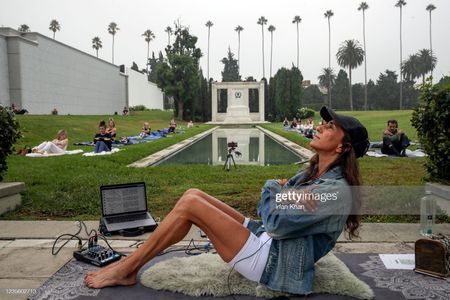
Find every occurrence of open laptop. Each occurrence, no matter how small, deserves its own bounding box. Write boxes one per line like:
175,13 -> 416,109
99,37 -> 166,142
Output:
100,182 -> 157,234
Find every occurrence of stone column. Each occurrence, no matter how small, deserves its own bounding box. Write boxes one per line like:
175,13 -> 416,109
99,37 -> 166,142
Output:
211,84 -> 218,122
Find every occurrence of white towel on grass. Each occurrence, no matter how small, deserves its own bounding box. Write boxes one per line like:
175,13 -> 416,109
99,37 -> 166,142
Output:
26,149 -> 84,157
82,148 -> 121,156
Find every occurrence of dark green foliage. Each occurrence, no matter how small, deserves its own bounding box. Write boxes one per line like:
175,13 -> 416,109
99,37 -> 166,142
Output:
303,85 -> 324,108
268,66 -> 303,121
155,23 -> 202,120
221,47 -> 241,82
437,76 -> 450,89
129,105 -> 147,111
411,81 -> 450,182
373,70 -> 399,110
332,69 -> 350,110
0,107 -> 21,181
296,107 -> 315,120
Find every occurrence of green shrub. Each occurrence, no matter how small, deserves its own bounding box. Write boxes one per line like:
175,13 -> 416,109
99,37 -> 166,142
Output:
0,106 -> 21,181
411,80 -> 450,183
296,107 -> 315,120
129,105 -> 147,111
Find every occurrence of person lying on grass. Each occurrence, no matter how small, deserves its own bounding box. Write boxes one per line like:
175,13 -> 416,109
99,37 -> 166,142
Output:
94,121 -> 112,153
32,130 -> 68,154
84,106 -> 369,296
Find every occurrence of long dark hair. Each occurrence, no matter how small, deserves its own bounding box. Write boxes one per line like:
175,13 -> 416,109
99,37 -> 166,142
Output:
298,132 -> 362,239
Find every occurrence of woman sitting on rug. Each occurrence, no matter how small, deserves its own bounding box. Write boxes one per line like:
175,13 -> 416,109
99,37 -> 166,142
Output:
93,121 -> 112,153
32,130 -> 68,154
84,106 -> 369,295
106,119 -> 117,141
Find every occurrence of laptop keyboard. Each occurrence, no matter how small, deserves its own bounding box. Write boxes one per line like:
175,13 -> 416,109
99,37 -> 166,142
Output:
106,214 -> 147,224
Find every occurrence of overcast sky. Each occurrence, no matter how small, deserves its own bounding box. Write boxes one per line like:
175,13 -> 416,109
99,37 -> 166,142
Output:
1,0 -> 449,84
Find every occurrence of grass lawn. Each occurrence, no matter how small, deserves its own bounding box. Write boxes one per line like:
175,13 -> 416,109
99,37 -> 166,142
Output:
2,110 -> 444,223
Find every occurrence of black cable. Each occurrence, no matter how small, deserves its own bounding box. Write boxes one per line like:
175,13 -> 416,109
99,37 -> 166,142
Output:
227,237 -> 272,300
52,234 -> 83,255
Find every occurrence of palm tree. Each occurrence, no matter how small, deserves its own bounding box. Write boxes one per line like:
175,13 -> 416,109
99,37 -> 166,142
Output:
142,29 -> 155,71
292,16 -> 302,69
92,37 -> 102,58
395,0 -> 406,110
426,4 -> 436,82
234,25 -> 244,73
257,16 -> 268,79
336,40 -> 365,111
324,10 -> 334,107
401,54 -> 420,82
49,19 -> 60,39
318,68 -> 336,103
205,21 -> 214,80
108,22 -> 119,64
164,26 -> 173,46
17,24 -> 30,33
417,49 -> 437,84
358,2 -> 369,110
267,25 -> 276,78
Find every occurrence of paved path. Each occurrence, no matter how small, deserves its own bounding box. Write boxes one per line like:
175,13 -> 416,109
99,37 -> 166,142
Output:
0,221 -> 449,300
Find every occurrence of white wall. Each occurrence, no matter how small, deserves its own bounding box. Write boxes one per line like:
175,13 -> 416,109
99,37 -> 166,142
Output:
0,36 -> 10,107
127,68 -> 164,110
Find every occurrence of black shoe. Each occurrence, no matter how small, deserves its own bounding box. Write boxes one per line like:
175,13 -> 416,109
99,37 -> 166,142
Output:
400,149 -> 407,157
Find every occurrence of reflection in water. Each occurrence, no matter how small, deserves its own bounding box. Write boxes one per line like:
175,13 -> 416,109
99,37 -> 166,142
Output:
157,127 -> 304,166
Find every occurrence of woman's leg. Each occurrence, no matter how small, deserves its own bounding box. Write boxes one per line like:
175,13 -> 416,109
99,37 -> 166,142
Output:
84,192 -> 250,288
45,142 -> 65,154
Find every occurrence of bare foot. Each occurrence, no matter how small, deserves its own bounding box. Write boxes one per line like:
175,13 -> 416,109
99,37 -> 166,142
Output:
85,254 -> 130,278
84,263 -> 137,289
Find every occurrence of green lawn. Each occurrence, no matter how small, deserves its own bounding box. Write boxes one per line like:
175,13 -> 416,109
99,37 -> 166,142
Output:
2,110 -> 442,223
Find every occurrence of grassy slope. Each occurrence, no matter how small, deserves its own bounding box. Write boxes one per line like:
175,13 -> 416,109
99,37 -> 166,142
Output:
3,110 -> 440,222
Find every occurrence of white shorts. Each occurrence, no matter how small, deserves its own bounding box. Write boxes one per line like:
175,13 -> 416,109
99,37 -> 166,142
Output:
228,218 -> 272,282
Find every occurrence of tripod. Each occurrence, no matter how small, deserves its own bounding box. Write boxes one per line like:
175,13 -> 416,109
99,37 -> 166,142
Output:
223,149 -> 237,171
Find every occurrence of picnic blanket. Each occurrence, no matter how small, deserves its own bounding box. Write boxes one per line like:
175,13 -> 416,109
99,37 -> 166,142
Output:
73,130 -> 172,147
366,149 -> 426,158
25,149 -> 84,157
82,148 -> 122,157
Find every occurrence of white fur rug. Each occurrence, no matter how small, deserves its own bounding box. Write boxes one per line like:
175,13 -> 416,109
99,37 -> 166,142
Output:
140,252 -> 374,299
26,149 -> 83,157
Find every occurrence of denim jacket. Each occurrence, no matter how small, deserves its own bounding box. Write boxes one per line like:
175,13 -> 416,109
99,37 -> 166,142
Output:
248,166 -> 352,295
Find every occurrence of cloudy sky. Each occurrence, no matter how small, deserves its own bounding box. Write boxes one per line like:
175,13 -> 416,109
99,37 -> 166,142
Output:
1,0 -> 449,84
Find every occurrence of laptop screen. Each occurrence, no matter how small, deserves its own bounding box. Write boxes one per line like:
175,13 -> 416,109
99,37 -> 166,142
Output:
101,182 -> 147,216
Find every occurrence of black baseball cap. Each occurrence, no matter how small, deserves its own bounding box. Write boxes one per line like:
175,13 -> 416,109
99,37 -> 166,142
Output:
320,106 -> 369,158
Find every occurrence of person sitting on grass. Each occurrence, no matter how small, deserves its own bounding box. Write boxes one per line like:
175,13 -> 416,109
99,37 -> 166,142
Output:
84,106 -> 369,296
168,118 -> 177,133
106,118 -> 117,141
122,107 -> 129,116
381,119 -> 410,157
282,117 -> 289,127
32,130 -> 68,154
304,118 -> 315,139
290,117 -> 298,129
139,122 -> 151,139
187,120 -> 194,128
94,121 -> 112,153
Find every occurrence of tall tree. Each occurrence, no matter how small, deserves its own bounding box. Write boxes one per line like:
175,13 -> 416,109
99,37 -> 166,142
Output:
292,16 -> 302,69
395,0 -> 406,109
155,23 -> 202,120
205,20 -> 213,80
401,54 -> 420,82
358,2 -> 369,110
221,47 -> 241,82
92,37 -> 102,58
318,67 -> 336,103
108,22 -> 119,64
49,19 -> 60,39
332,69 -> 350,110
257,16 -> 268,79
268,25 -> 276,78
324,10 -> 334,107
234,25 -> 244,73
426,4 -> 436,82
18,24 -> 30,32
336,40 -> 365,111
417,49 -> 437,84
142,29 -> 155,72
165,26 -> 173,46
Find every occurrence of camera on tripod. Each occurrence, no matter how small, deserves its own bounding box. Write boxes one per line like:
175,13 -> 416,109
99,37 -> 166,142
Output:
224,141 -> 241,171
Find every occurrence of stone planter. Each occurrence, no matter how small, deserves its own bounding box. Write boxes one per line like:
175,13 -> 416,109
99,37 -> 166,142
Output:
0,182 -> 25,216
426,183 -> 450,216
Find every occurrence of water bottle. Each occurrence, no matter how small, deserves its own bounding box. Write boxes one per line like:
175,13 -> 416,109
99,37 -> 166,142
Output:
420,191 -> 435,236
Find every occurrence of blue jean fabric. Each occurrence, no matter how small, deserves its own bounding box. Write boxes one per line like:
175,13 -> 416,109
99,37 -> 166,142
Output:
94,141 -> 111,153
251,166 -> 352,295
